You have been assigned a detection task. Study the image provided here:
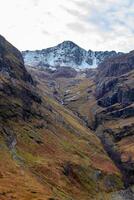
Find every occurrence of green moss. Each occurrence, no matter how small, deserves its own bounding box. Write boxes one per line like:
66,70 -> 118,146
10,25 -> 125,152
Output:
16,149 -> 44,166
17,126 -> 43,146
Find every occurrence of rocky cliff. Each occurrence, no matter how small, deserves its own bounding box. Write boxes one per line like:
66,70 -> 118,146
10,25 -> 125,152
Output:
95,52 -> 134,186
22,41 -> 122,70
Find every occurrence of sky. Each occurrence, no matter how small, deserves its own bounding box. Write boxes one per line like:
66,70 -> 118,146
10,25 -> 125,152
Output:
0,0 -> 134,52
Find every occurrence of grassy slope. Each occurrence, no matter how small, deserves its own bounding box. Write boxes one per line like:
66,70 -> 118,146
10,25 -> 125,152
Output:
39,69 -> 134,186
0,76 -> 123,200
45,70 -> 134,166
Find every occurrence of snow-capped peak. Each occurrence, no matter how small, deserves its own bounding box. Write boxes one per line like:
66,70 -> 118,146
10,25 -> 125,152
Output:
22,41 -> 122,70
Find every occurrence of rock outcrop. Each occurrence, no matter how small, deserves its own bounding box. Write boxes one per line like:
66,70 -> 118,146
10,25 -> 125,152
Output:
0,35 -> 33,83
52,67 -> 77,78
94,52 -> 134,186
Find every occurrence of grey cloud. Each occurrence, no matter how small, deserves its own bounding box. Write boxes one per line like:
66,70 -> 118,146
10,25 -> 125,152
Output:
70,0 -> 91,10
67,22 -> 88,33
87,1 -> 134,34
31,0 -> 40,7
60,5 -> 87,21
67,0 -> 134,48
42,30 -> 50,35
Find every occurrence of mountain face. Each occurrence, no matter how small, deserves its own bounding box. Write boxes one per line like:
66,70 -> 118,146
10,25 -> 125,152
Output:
0,35 -> 33,83
0,35 -> 41,122
95,52 -> 134,186
22,41 -> 122,70
0,35 -> 127,200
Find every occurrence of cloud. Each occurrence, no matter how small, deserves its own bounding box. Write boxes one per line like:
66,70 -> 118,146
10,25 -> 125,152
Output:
31,0 -> 40,7
0,0 -> 134,52
67,22 -> 88,33
42,30 -> 50,35
60,5 -> 87,21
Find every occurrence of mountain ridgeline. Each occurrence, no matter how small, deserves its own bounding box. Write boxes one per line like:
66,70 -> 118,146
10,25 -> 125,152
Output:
22,41 -> 123,70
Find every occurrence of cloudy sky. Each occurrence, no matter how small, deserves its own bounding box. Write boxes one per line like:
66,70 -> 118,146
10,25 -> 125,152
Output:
0,0 -> 134,52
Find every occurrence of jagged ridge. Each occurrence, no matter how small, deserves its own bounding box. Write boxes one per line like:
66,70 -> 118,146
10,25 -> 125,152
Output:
22,41 -> 123,70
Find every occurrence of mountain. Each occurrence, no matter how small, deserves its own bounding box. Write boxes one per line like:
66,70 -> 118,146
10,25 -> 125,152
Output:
0,35 -> 128,200
22,41 -> 123,70
28,49 -> 134,199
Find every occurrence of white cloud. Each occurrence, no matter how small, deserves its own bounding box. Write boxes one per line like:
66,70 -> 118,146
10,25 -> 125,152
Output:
0,0 -> 134,52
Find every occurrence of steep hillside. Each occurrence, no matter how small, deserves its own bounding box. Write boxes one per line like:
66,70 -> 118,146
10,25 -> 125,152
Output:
95,52 -> 134,186
0,35 -> 125,200
22,41 -> 122,70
